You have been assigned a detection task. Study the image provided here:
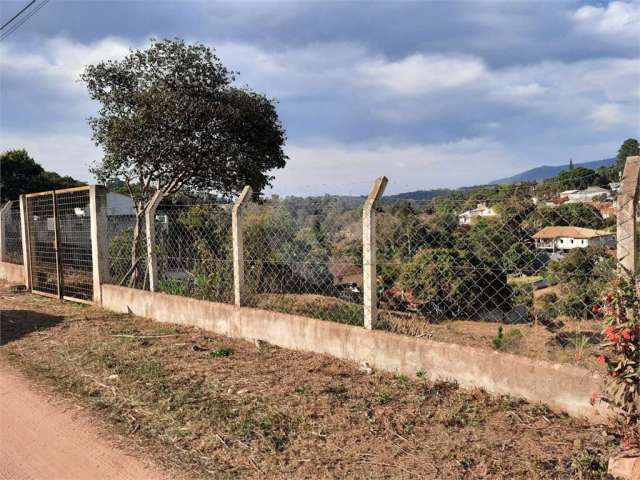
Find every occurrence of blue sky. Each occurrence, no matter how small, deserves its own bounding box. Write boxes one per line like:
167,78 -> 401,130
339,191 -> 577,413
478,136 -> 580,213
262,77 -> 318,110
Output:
0,0 -> 638,196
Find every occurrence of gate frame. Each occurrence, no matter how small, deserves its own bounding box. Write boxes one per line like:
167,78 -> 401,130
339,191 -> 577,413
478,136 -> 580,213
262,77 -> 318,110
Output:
23,185 -> 109,305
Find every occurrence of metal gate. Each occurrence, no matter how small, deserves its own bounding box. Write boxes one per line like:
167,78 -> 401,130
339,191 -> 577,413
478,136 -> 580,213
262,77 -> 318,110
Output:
25,187 -> 94,302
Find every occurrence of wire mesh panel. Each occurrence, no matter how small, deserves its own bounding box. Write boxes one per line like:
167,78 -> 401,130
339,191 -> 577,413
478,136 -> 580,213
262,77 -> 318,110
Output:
155,203 -> 234,303
3,201 -> 23,264
242,197 -> 365,325
57,189 -> 93,301
376,178 -> 618,332
26,193 -> 58,296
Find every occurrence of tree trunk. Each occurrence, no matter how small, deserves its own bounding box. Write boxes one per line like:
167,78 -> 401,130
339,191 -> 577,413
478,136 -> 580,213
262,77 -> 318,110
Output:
128,209 -> 145,288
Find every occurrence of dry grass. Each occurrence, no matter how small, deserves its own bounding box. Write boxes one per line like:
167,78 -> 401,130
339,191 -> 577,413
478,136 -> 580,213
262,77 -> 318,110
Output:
0,283 -> 616,479
378,313 -> 604,370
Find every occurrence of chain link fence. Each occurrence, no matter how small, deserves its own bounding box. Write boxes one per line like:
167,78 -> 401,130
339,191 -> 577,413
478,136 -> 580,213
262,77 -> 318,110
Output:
102,170 -> 634,339
376,186 -> 617,333
242,197 -> 365,325
2,201 -> 23,264
155,202 -> 234,303
105,193 -> 145,288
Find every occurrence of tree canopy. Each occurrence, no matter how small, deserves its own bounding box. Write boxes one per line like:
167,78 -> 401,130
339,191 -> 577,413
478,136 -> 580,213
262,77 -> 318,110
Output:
81,38 -> 287,207
551,166 -> 607,191
616,138 -> 639,172
0,149 -> 82,202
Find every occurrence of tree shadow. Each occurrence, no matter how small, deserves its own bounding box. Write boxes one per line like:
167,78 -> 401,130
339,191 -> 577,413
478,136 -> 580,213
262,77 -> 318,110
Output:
0,310 -> 63,345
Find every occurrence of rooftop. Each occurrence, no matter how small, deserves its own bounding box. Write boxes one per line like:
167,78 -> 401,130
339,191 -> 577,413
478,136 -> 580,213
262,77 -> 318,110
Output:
532,226 -> 614,239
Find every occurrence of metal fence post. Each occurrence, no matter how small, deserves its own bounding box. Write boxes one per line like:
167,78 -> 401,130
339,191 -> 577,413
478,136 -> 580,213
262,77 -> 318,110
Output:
617,156 -> 640,278
19,195 -> 31,289
232,186 -> 252,307
145,190 -> 164,292
362,176 -> 388,329
90,185 -> 111,304
0,201 -> 10,262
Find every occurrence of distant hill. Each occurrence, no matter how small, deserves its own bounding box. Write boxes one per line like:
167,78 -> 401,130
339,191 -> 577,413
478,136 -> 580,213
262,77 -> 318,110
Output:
385,185 -> 487,203
490,158 -> 615,185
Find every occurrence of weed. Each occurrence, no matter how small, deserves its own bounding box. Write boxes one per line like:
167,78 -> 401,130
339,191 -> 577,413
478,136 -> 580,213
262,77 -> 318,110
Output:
377,392 -> 393,405
570,449 -> 609,480
416,369 -> 426,379
492,326 -> 505,350
394,372 -> 408,384
210,347 -> 233,358
491,326 -> 524,351
528,403 -> 552,417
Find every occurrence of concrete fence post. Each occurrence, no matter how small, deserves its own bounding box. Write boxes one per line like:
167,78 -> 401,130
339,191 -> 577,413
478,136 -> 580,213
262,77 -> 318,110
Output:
145,190 -> 165,293
617,156 -> 640,279
19,195 -> 31,289
232,186 -> 252,307
362,176 -> 388,330
0,201 -> 10,262
89,185 -> 111,304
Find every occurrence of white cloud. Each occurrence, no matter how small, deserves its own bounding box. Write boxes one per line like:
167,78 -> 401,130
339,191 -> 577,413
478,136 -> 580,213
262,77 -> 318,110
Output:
356,54 -> 486,96
0,131 -> 99,182
0,37 -> 133,94
271,137 -> 518,196
498,82 -> 548,98
573,1 -> 640,39
589,103 -> 626,127
1,36 -> 638,192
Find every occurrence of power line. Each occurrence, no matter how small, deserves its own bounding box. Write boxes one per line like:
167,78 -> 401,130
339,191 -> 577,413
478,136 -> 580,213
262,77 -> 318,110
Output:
0,0 -> 35,31
0,0 -> 50,42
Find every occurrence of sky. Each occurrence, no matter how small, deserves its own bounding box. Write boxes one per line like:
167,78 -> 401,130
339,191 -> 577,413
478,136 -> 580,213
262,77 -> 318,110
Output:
0,0 -> 639,196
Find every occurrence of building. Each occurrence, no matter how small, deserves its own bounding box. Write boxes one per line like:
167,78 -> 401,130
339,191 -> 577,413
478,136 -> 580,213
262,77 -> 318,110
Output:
458,203 -> 498,225
585,201 -> 615,220
532,226 -> 616,252
560,186 -> 611,203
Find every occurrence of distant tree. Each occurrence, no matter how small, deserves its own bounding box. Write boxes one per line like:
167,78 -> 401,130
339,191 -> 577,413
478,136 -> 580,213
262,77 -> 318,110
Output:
81,38 -> 287,285
502,242 -> 536,275
615,138 -> 639,173
524,203 -> 605,231
398,248 -> 511,319
0,149 -> 82,201
547,246 -> 615,288
553,167 -> 607,191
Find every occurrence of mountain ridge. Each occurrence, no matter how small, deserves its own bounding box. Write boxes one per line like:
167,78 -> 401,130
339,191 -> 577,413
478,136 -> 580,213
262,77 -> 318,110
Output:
489,157 -> 615,185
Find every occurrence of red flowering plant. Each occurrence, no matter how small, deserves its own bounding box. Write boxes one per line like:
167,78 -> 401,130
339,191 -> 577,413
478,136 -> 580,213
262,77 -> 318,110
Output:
595,269 -> 639,452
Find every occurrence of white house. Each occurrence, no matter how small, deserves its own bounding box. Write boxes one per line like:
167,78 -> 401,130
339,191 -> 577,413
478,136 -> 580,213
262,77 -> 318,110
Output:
532,226 -> 616,252
560,186 -> 611,203
458,203 -> 498,225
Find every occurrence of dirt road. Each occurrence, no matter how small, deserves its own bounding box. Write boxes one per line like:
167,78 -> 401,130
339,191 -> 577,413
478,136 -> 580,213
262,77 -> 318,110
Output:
0,365 -> 167,480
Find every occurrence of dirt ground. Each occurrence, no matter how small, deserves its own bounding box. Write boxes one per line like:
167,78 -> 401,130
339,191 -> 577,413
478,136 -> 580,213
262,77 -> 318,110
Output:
0,282 -> 617,479
0,365 -> 167,480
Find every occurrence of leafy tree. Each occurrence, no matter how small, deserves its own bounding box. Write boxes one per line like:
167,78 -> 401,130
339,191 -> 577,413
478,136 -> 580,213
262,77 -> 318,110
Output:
82,38 -> 287,285
0,149 -> 82,201
616,138 -> 639,172
397,248 -> 511,319
525,203 -> 605,231
547,246 -> 615,288
502,242 -> 536,275
553,167 -> 607,191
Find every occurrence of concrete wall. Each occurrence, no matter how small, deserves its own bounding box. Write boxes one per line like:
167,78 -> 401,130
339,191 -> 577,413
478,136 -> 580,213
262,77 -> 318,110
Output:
0,261 -> 25,284
102,284 -> 611,422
